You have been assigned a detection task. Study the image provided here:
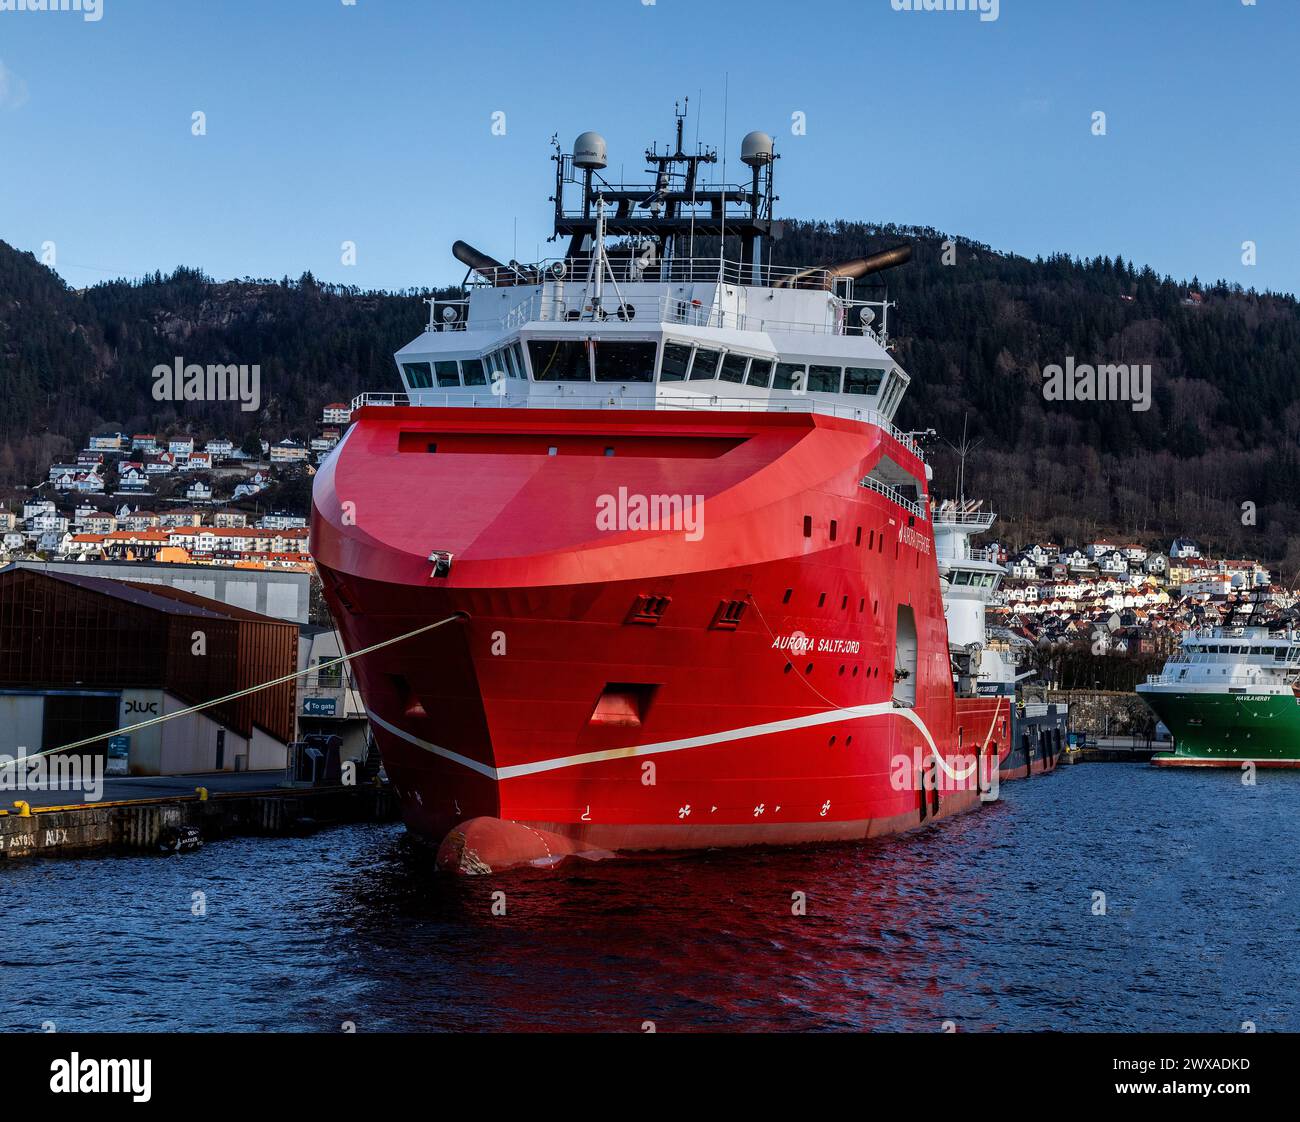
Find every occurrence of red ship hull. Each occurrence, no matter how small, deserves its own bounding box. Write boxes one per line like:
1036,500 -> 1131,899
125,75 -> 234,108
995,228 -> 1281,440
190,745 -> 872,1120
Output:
311,406 -> 1010,871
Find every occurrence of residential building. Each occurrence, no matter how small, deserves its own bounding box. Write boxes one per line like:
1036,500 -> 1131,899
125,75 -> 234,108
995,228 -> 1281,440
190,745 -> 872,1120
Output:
270,439 -> 309,464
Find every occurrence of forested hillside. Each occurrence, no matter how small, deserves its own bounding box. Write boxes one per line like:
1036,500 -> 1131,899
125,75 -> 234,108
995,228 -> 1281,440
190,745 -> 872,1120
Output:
2,227 -> 1297,571
771,221 -> 1300,573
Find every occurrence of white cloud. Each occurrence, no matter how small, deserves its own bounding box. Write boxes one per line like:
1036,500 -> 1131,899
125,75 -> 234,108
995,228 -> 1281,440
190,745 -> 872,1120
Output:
0,60 -> 30,110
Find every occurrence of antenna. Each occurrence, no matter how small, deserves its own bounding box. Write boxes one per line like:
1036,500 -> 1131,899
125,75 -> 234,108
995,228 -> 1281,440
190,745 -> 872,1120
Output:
720,73 -> 729,271
944,413 -> 983,504
689,91 -> 700,262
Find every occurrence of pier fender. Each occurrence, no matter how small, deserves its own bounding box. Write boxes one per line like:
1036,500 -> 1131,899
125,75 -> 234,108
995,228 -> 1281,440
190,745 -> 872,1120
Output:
436,817 -> 613,875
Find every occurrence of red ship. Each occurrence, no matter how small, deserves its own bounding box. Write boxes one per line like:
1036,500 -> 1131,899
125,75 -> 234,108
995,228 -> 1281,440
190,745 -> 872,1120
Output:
311,109 -> 1010,872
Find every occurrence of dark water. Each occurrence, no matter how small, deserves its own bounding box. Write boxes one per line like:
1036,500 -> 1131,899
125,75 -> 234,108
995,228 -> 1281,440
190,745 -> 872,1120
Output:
2,764 -> 1296,1033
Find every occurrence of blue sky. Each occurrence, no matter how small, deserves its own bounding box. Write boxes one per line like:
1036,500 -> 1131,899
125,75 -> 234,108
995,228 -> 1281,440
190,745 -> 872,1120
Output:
0,0 -> 1295,295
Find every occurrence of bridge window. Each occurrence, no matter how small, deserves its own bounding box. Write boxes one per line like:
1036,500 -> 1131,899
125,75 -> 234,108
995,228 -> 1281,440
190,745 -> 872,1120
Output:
773,362 -> 805,390
808,365 -> 840,393
501,347 -> 520,379
880,372 -> 907,415
510,342 -> 527,377
844,367 -> 885,396
594,340 -> 656,382
461,358 -> 487,386
746,358 -> 775,388
435,360 -> 461,387
660,342 -> 693,382
529,339 -> 592,381
688,347 -> 722,380
719,353 -> 749,384
402,362 -> 433,389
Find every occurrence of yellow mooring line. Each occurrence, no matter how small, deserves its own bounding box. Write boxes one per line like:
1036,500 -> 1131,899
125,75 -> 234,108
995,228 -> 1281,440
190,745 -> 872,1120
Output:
0,613 -> 463,772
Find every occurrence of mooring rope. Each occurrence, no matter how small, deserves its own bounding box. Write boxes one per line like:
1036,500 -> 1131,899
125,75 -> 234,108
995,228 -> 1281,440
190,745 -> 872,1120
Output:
0,613 -> 463,770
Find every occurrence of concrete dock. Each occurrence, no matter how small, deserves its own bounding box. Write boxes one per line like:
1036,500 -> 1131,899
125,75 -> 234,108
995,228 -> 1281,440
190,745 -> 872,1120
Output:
1061,737 -> 1165,764
0,771 -> 398,860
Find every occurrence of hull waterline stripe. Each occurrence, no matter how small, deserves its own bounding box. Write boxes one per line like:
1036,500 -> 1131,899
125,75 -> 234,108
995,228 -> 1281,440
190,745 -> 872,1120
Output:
370,702 -> 947,781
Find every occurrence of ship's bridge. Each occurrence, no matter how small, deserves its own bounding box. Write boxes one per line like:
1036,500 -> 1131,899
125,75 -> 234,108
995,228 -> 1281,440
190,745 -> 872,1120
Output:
364,258 -> 919,455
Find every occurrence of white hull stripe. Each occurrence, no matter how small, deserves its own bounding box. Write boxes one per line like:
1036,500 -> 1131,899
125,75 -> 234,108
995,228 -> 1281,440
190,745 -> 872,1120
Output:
369,702 -> 955,782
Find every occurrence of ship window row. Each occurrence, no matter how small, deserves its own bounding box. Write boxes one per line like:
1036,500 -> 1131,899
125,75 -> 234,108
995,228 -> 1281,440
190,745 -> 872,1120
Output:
405,338 -> 892,396
1190,643 -> 1291,658
948,571 -> 999,588
528,339 -> 658,382
401,343 -> 526,390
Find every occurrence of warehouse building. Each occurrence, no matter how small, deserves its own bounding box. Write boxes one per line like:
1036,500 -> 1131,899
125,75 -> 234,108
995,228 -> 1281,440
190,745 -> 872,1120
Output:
4,559 -> 311,625
0,569 -> 297,775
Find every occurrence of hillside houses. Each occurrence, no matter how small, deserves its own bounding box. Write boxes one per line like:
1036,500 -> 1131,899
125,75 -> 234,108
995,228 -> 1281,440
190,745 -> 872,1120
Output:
56,524 -> 311,568
996,537 -> 1275,658
18,418 -> 351,515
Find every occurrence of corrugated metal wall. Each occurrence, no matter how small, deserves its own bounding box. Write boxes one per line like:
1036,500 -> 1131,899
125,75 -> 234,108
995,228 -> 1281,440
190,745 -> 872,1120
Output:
0,570 -> 297,745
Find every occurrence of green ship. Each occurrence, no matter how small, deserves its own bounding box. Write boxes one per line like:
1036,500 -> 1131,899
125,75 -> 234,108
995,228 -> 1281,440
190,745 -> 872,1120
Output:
1138,623 -> 1300,767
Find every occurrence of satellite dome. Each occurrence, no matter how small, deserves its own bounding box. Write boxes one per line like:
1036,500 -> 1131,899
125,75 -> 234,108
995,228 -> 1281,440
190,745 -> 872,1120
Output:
740,131 -> 774,166
573,131 -> 608,170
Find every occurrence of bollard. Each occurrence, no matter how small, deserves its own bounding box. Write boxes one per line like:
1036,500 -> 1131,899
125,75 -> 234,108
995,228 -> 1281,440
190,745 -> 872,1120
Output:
13,800 -> 31,818
195,787 -> 209,802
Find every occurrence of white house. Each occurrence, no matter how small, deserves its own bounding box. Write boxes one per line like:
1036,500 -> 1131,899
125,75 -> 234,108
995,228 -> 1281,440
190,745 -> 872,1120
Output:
259,511 -> 307,531
1099,550 -> 1128,575
1008,558 -> 1039,580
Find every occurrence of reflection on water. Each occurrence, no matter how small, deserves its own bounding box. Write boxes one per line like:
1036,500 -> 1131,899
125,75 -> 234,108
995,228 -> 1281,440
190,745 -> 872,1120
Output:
2,764 -> 1297,1032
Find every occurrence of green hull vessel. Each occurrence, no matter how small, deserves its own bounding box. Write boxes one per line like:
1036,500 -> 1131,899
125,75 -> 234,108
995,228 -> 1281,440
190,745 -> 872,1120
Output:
1138,619 -> 1300,767
1139,687 -> 1300,767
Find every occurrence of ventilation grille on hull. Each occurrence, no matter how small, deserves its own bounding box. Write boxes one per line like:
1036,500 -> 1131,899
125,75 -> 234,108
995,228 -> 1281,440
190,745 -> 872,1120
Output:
627,594 -> 671,625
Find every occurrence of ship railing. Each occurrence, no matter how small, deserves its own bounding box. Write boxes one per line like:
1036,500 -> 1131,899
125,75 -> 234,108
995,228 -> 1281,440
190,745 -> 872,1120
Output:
1143,671 -> 1291,687
470,256 -> 855,290
931,507 -> 998,529
858,474 -> 928,520
487,290 -> 889,345
421,299 -> 472,332
351,391 -> 413,409
651,395 -> 918,450
349,390 -> 921,453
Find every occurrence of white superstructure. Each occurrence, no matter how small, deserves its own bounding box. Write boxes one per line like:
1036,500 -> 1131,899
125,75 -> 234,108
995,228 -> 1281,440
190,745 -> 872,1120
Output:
354,108 -> 919,450
1140,624 -> 1300,697
932,499 -> 1023,695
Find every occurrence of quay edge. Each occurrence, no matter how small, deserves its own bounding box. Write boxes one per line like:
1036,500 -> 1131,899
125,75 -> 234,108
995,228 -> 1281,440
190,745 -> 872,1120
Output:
0,784 -> 398,861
